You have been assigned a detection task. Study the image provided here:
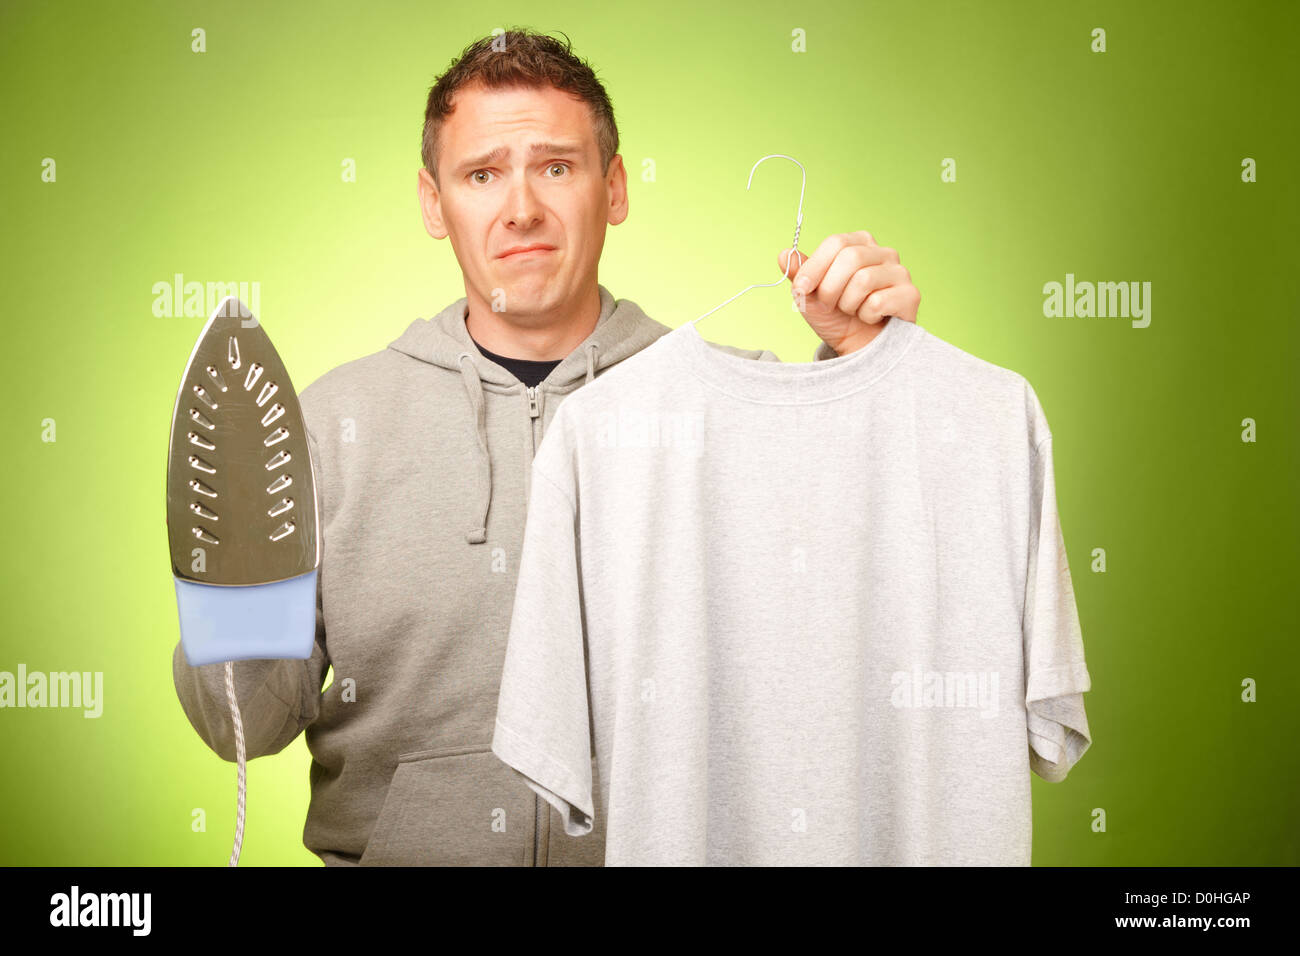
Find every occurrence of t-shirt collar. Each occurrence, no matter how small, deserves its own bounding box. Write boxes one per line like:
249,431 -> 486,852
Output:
674,315 -> 921,404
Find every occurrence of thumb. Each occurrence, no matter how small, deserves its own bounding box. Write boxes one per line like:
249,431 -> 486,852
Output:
776,247 -> 805,283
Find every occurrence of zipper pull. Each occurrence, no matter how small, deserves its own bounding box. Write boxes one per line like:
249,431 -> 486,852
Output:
527,386 -> 539,418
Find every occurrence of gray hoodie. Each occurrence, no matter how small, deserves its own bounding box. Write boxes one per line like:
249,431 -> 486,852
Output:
171,283 -> 835,865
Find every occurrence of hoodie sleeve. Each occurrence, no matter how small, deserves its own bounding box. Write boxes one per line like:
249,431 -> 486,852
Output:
492,436 -> 595,837
1023,428 -> 1093,782
171,428 -> 330,761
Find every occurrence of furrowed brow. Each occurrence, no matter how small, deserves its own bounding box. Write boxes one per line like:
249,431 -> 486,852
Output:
454,142 -> 585,175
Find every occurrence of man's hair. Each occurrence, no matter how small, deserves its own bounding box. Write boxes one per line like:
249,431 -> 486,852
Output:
422,28 -> 619,189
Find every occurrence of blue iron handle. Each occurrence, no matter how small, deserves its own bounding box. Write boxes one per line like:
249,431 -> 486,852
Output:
175,569 -> 318,666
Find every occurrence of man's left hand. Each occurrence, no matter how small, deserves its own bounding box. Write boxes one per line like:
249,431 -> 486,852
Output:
778,231 -> 921,356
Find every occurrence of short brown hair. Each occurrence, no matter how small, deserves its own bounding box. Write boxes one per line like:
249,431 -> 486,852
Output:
422,28 -> 620,188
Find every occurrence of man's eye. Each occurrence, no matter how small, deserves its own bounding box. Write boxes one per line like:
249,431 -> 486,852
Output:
469,164 -> 567,184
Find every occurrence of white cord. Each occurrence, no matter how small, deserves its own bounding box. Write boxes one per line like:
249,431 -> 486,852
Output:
223,660 -> 247,867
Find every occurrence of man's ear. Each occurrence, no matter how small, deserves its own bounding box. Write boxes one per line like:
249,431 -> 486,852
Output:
417,167 -> 447,239
605,154 -> 629,227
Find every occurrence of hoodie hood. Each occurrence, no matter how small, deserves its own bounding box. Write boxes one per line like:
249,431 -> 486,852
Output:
386,283 -> 670,544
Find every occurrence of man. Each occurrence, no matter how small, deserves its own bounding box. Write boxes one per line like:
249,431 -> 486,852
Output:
172,29 -> 921,866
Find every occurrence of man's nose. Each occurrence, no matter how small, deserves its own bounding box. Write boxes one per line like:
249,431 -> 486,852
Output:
503,173 -> 543,228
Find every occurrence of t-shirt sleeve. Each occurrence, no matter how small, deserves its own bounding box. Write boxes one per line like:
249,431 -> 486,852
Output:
491,457 -> 595,837
1023,433 -> 1094,782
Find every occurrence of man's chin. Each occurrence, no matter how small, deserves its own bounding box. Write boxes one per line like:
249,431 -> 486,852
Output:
493,268 -> 559,292
484,271 -> 563,312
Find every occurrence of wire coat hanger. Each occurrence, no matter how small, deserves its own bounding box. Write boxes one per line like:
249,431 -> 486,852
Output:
691,153 -> 807,327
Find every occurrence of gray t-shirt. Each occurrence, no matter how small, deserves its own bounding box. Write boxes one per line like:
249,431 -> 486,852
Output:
491,315 -> 1093,865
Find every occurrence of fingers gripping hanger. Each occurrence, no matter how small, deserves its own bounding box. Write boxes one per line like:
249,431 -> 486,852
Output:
691,153 -> 807,326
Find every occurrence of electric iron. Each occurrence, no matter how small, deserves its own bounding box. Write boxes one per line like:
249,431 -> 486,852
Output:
165,295 -> 320,864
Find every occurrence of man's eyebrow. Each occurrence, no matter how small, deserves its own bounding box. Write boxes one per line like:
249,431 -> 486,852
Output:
453,142 -> 586,174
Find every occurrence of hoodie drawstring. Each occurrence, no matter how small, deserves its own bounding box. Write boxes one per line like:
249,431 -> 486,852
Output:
456,341 -> 601,544
457,352 -> 491,544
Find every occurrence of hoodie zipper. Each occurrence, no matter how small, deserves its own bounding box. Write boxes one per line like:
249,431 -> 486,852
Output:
527,383 -> 544,864
527,385 -> 542,461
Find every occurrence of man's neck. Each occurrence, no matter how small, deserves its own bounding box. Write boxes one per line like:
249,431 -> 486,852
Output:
464,285 -> 601,361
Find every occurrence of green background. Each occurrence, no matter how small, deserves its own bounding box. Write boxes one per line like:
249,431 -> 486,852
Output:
1,0 -> 1296,866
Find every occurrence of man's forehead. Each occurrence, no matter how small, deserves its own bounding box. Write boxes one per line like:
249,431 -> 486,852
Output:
453,140 -> 586,169
440,86 -> 597,172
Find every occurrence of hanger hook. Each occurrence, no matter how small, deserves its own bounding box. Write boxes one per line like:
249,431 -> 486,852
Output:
747,153 -> 806,280
689,153 -> 810,326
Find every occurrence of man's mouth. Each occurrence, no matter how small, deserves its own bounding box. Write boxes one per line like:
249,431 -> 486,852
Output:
498,244 -> 556,260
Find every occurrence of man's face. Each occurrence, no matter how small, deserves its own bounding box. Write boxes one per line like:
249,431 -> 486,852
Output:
418,83 -> 627,321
